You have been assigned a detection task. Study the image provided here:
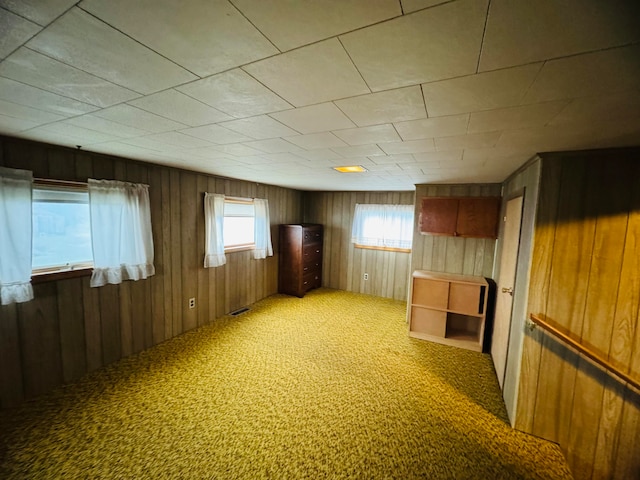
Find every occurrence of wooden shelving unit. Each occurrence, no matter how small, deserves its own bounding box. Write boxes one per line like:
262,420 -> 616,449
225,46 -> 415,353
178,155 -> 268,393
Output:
408,270 -> 488,352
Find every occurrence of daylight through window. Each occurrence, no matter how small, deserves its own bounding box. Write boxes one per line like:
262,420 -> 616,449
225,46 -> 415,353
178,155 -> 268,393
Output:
32,183 -> 93,274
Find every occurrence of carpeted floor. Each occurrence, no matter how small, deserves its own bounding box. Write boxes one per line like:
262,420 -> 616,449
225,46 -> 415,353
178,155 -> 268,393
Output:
0,288 -> 572,479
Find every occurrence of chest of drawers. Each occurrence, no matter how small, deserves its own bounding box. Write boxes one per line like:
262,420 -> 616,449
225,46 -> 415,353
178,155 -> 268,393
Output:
278,224 -> 323,297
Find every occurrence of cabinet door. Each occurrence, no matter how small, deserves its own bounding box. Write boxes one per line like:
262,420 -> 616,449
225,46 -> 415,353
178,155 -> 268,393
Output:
419,198 -> 459,235
456,197 -> 501,238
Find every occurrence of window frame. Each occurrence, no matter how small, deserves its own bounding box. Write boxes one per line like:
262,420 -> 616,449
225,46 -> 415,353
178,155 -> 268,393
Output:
223,197 -> 256,253
351,203 -> 414,253
31,178 -> 94,281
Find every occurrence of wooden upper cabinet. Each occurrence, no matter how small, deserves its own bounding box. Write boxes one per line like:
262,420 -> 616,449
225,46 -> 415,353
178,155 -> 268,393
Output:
420,196 -> 501,238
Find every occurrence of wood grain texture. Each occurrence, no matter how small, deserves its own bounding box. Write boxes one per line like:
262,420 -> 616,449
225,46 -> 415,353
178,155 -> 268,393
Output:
515,149 -> 640,479
303,190 -> 414,300
0,135 -> 302,408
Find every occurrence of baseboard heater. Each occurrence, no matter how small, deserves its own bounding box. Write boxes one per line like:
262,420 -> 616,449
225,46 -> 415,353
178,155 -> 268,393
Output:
229,307 -> 250,316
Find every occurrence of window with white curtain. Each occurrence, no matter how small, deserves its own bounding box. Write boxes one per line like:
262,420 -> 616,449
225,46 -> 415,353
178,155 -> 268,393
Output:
204,195 -> 272,268
351,204 -> 414,251
0,167 -> 34,305
88,179 -> 155,287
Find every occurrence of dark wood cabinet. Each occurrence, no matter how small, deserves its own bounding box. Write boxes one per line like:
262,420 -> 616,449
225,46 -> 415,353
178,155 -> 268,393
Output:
278,224 -> 323,297
419,196 -> 501,238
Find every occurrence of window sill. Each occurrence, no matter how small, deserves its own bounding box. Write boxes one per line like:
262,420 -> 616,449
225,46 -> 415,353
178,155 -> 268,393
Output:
32,267 -> 93,283
354,244 -> 411,253
224,244 -> 255,254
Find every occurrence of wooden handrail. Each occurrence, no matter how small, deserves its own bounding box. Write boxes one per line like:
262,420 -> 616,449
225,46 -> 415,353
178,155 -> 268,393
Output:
529,313 -> 640,391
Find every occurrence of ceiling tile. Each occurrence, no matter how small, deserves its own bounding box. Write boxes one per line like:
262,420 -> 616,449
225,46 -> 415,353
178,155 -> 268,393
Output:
479,0 -> 640,71
334,86 -> 427,126
128,90 -> 232,127
231,0 -> 400,51
220,115 -> 299,140
34,122 -> 122,144
93,105 -> 186,133
467,101 -> 568,134
0,0 -> 76,26
64,115 -> 151,138
0,47 -> 140,107
400,0 -> 450,13
331,144 -> 386,158
340,0 -> 488,91
422,64 -> 542,117
395,114 -> 469,140
27,8 -> 196,94
0,114 -> 40,132
379,139 -> 435,154
285,132 -> 348,150
212,144 -> 266,157
0,77 -> 98,116
548,91 -> 640,127
241,138 -> 303,154
332,124 -> 401,145
80,0 -> 277,77
243,38 -> 370,107
295,148 -> 343,162
413,150 -> 464,163
142,132 -> 215,149
177,69 -> 292,118
434,131 -> 502,150
0,8 -> 41,59
522,45 -> 640,104
270,103 -> 355,134
0,98 -> 65,124
180,124 -> 253,144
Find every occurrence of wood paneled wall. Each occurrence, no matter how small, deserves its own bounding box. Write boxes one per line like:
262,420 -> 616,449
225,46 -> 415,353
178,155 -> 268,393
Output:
304,191 -> 415,301
411,184 -> 501,279
516,149 -> 640,479
493,158 -> 541,424
0,136 -> 302,409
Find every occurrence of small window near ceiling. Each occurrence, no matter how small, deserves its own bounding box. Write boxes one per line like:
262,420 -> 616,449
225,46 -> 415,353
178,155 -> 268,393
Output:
351,204 -> 414,252
32,182 -> 93,274
223,198 -> 255,251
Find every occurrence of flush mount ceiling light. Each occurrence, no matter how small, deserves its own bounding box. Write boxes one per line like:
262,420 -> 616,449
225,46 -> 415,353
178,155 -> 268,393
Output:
332,165 -> 368,173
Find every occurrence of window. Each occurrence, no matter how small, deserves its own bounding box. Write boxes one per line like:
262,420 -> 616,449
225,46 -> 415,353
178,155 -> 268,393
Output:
351,204 -> 414,252
32,182 -> 93,274
223,198 -> 255,251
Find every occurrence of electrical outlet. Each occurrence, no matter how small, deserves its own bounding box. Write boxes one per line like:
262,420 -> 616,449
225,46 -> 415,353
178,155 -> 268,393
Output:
363,273 -> 369,281
188,297 -> 196,309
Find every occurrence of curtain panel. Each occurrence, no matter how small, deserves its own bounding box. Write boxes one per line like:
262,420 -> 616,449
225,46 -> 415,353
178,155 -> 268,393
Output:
88,179 -> 155,287
351,204 -> 414,249
0,167 -> 34,305
253,198 -> 273,260
204,193 -> 226,267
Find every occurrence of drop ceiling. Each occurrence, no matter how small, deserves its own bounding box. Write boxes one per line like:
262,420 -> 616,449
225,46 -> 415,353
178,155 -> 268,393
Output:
1,0 -> 639,191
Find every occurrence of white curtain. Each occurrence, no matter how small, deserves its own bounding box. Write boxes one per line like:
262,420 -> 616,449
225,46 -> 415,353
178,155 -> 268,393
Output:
88,179 -> 155,287
204,193 -> 226,267
253,198 -> 273,260
351,204 -> 414,249
0,167 -> 33,305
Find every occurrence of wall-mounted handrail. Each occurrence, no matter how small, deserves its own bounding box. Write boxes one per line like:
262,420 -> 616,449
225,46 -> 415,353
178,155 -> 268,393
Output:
529,313 -> 640,391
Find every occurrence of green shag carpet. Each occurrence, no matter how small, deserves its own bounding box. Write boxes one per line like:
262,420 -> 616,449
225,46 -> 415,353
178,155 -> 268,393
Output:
0,288 -> 572,479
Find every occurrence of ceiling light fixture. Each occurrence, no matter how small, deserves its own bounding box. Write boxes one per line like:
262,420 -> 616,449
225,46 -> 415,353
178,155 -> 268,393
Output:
333,165 -> 368,173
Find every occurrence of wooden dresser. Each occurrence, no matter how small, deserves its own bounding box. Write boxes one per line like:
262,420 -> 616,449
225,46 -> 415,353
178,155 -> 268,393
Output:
278,224 -> 323,297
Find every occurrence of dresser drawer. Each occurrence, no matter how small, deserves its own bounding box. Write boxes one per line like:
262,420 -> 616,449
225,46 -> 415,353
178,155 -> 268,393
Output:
303,228 -> 323,244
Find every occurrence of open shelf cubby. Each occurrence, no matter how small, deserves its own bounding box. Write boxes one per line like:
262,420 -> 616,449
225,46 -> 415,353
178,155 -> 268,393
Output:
408,270 -> 488,352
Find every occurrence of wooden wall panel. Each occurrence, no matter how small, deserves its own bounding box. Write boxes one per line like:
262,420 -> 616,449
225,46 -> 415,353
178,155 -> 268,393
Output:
411,183 -> 501,278
0,136 -> 302,409
303,190 -> 414,301
515,149 -> 640,479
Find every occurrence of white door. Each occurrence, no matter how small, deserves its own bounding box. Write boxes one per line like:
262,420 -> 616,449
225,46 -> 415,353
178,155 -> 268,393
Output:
492,196 -> 524,389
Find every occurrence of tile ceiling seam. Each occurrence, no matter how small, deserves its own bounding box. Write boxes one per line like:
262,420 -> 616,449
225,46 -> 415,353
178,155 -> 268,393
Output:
475,0 -> 492,74
76,5 -> 201,80
226,0 -> 282,55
